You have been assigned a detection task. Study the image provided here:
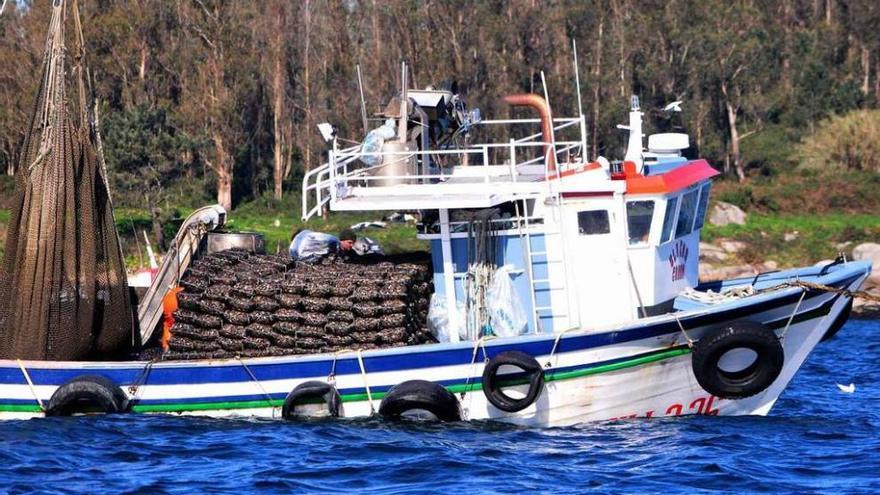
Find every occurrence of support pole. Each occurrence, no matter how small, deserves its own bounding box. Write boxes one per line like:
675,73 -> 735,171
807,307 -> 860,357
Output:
356,64 -> 368,134
439,209 -> 461,343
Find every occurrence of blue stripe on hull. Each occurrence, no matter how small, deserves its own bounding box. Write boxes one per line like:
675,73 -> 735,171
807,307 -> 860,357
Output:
0,269 -> 861,392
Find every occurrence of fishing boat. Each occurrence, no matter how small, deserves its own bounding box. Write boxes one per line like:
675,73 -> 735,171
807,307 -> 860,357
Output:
0,66 -> 871,425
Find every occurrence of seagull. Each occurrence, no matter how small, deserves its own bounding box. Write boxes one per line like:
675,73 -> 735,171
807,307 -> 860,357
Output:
664,101 -> 683,112
836,383 -> 855,393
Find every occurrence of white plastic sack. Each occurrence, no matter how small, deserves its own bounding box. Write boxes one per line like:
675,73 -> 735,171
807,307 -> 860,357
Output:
360,119 -> 397,166
427,293 -> 467,342
486,264 -> 528,337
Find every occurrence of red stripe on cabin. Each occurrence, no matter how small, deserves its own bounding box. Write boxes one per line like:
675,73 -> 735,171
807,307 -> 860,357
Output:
625,159 -> 719,194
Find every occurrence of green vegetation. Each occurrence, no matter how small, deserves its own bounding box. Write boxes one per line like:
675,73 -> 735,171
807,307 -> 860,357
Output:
798,110 -> 880,172
703,213 -> 880,267
111,194 -> 427,270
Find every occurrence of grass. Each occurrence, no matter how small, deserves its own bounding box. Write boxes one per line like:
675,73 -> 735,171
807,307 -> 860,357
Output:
702,213 -> 880,267
111,193 -> 427,270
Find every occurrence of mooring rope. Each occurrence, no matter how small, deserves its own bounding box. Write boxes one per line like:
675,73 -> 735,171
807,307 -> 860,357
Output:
127,359 -> 156,402
673,314 -> 695,348
16,359 -> 45,411
461,336 -> 489,400
237,357 -> 277,416
779,289 -> 808,341
546,326 -> 579,368
356,349 -> 375,414
772,280 -> 880,303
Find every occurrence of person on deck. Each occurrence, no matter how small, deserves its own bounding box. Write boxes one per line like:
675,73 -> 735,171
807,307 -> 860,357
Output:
289,228 -> 357,261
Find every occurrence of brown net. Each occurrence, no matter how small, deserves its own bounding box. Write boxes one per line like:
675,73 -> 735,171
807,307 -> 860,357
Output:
0,1 -> 135,360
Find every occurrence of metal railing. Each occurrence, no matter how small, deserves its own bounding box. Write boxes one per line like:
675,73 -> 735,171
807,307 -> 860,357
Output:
302,116 -> 587,220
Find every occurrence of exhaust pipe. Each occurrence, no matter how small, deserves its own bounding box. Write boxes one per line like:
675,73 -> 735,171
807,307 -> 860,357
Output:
502,93 -> 556,172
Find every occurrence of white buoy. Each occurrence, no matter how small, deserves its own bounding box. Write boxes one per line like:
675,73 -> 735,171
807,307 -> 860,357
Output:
836,383 -> 855,394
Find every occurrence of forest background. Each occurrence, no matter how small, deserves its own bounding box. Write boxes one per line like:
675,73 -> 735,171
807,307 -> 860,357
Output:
0,0 -> 878,267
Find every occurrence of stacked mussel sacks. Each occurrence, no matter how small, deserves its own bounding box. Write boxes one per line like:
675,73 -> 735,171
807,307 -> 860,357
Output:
164,249 -> 435,360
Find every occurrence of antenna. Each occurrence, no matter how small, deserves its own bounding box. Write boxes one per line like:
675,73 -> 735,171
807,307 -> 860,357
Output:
572,39 -> 584,118
399,61 -> 408,144
356,64 -> 368,134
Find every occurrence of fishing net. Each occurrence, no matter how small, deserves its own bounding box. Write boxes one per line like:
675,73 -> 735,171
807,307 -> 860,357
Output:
0,2 -> 135,360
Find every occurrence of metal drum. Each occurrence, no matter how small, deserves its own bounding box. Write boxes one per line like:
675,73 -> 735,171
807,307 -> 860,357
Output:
204,232 -> 266,255
372,141 -> 415,186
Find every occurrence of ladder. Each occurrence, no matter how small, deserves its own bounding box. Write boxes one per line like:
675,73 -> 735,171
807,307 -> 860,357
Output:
515,200 -> 569,334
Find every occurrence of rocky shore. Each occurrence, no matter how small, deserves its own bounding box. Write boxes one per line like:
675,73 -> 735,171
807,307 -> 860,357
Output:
699,240 -> 880,318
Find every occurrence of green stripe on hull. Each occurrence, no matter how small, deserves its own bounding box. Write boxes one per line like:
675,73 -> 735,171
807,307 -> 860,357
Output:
0,346 -> 691,415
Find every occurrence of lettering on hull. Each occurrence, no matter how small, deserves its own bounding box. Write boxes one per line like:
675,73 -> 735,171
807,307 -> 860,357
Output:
607,395 -> 720,421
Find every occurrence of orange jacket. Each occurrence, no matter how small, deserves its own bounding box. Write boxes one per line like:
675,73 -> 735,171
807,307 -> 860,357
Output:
161,286 -> 184,350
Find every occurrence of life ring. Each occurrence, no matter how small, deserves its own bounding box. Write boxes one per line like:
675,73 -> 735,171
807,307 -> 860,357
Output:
45,375 -> 130,416
482,350 -> 545,412
281,381 -> 341,419
378,380 -> 461,422
821,298 -> 853,342
691,321 -> 784,399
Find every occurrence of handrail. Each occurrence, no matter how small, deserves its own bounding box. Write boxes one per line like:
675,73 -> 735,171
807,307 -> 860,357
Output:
301,112 -> 590,221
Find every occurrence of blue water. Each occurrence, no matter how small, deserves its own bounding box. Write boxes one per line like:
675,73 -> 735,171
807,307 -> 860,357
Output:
1,320 -> 878,495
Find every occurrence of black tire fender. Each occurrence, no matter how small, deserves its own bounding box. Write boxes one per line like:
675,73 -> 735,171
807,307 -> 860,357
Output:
378,379 -> 461,422
282,381 -> 341,419
821,298 -> 853,342
45,375 -> 129,416
482,350 -> 545,413
691,321 -> 784,400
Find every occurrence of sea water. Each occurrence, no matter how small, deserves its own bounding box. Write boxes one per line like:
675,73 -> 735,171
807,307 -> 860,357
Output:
1,319 -> 878,494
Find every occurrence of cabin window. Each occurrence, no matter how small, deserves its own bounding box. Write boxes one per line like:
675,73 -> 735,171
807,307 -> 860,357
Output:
626,201 -> 655,245
693,183 -> 712,230
675,188 -> 699,238
660,196 -> 678,244
577,210 -> 610,235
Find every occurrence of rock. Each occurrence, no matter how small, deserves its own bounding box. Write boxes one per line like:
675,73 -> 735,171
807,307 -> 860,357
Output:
699,242 -> 728,263
699,264 -> 758,282
720,240 -> 747,253
709,202 -> 747,226
835,241 -> 852,250
783,231 -> 799,242
852,243 -> 880,267
853,242 -> 880,287
762,260 -> 779,271
853,291 -> 880,319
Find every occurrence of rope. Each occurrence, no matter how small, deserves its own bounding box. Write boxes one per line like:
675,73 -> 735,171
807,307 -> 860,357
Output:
127,359 -> 156,400
674,314 -> 695,348
356,349 -> 375,414
16,359 -> 45,411
546,326 -> 578,368
461,337 -> 489,399
774,280 -> 880,303
779,289 -> 807,341
237,357 -> 277,416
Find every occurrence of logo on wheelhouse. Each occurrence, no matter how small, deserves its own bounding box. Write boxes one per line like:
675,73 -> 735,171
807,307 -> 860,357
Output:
668,240 -> 689,281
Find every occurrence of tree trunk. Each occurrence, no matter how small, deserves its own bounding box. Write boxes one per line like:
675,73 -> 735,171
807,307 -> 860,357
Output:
303,0 -> 312,172
725,101 -> 745,183
212,134 -> 233,210
591,16 -> 604,159
861,44 -> 870,96
146,192 -> 166,252
272,44 -> 284,200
